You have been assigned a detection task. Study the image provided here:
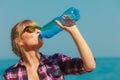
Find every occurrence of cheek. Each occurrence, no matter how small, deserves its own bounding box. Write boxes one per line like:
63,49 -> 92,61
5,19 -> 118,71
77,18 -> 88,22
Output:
21,34 -> 42,46
22,35 -> 32,42
21,34 -> 36,45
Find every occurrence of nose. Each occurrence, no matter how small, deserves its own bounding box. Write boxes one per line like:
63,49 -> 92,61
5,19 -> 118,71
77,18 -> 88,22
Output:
35,28 -> 41,34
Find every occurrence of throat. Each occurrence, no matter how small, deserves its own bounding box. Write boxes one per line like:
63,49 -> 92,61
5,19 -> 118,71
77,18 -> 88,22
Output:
22,52 -> 41,67
27,67 -> 41,80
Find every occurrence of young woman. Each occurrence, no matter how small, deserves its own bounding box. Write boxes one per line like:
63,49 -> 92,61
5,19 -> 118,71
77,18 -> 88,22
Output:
4,20 -> 96,80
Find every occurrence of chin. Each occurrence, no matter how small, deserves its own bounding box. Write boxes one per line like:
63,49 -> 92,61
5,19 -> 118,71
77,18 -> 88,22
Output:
32,39 -> 43,49
38,39 -> 43,47
37,41 -> 43,48
31,44 -> 43,50
38,43 -> 43,48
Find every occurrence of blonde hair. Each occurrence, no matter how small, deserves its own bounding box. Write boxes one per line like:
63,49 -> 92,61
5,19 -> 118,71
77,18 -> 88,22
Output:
11,20 -> 38,59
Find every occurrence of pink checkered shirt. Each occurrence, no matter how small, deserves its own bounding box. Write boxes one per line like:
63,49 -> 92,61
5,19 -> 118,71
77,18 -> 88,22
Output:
4,53 -> 89,80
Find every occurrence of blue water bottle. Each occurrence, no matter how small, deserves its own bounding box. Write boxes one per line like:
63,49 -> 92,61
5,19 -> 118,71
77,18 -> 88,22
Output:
39,7 -> 80,39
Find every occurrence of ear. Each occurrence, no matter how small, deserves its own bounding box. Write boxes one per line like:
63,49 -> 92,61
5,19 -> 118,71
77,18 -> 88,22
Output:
15,38 -> 23,46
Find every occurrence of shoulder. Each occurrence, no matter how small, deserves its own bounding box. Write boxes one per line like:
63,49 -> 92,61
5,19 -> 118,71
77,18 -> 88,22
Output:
41,53 -> 72,64
4,60 -> 21,74
4,64 -> 15,73
51,53 -> 72,62
3,62 -> 23,79
3,64 -> 16,79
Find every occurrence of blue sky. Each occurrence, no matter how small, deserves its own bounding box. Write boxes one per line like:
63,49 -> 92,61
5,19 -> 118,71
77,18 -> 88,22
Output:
0,0 -> 120,59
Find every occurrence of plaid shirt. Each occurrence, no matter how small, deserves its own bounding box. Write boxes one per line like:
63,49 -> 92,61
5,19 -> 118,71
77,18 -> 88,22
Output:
4,53 -> 88,80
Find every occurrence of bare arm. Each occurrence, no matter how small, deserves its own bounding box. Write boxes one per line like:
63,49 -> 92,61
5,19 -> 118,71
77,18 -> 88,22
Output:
55,20 -> 96,71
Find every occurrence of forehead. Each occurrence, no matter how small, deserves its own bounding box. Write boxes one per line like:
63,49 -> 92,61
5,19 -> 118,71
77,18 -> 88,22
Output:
20,20 -> 37,28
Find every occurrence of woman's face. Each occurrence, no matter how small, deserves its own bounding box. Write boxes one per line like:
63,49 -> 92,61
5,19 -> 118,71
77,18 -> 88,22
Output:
20,26 -> 43,50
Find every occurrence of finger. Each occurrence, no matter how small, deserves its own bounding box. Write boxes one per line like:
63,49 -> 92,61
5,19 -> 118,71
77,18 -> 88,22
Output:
55,20 -> 64,29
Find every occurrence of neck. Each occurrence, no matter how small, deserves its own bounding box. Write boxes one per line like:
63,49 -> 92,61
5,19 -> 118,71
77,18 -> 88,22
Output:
22,50 -> 40,68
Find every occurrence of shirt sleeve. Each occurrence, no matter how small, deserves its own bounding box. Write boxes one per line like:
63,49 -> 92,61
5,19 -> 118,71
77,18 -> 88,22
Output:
3,72 -> 8,80
54,53 -> 89,75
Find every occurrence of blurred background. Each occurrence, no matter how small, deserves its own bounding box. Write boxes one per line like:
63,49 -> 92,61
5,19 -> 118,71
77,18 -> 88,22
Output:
0,0 -> 120,80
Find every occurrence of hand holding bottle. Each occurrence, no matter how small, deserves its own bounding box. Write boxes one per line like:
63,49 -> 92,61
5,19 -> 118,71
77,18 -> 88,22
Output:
39,7 -> 80,39
55,16 -> 77,33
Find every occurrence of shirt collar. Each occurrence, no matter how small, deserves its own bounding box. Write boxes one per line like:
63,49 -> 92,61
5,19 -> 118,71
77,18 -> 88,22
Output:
12,52 -> 53,69
12,60 -> 24,68
40,53 -> 54,64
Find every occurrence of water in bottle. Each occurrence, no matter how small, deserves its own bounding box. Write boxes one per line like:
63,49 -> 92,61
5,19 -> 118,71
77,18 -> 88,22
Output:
39,7 -> 80,39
